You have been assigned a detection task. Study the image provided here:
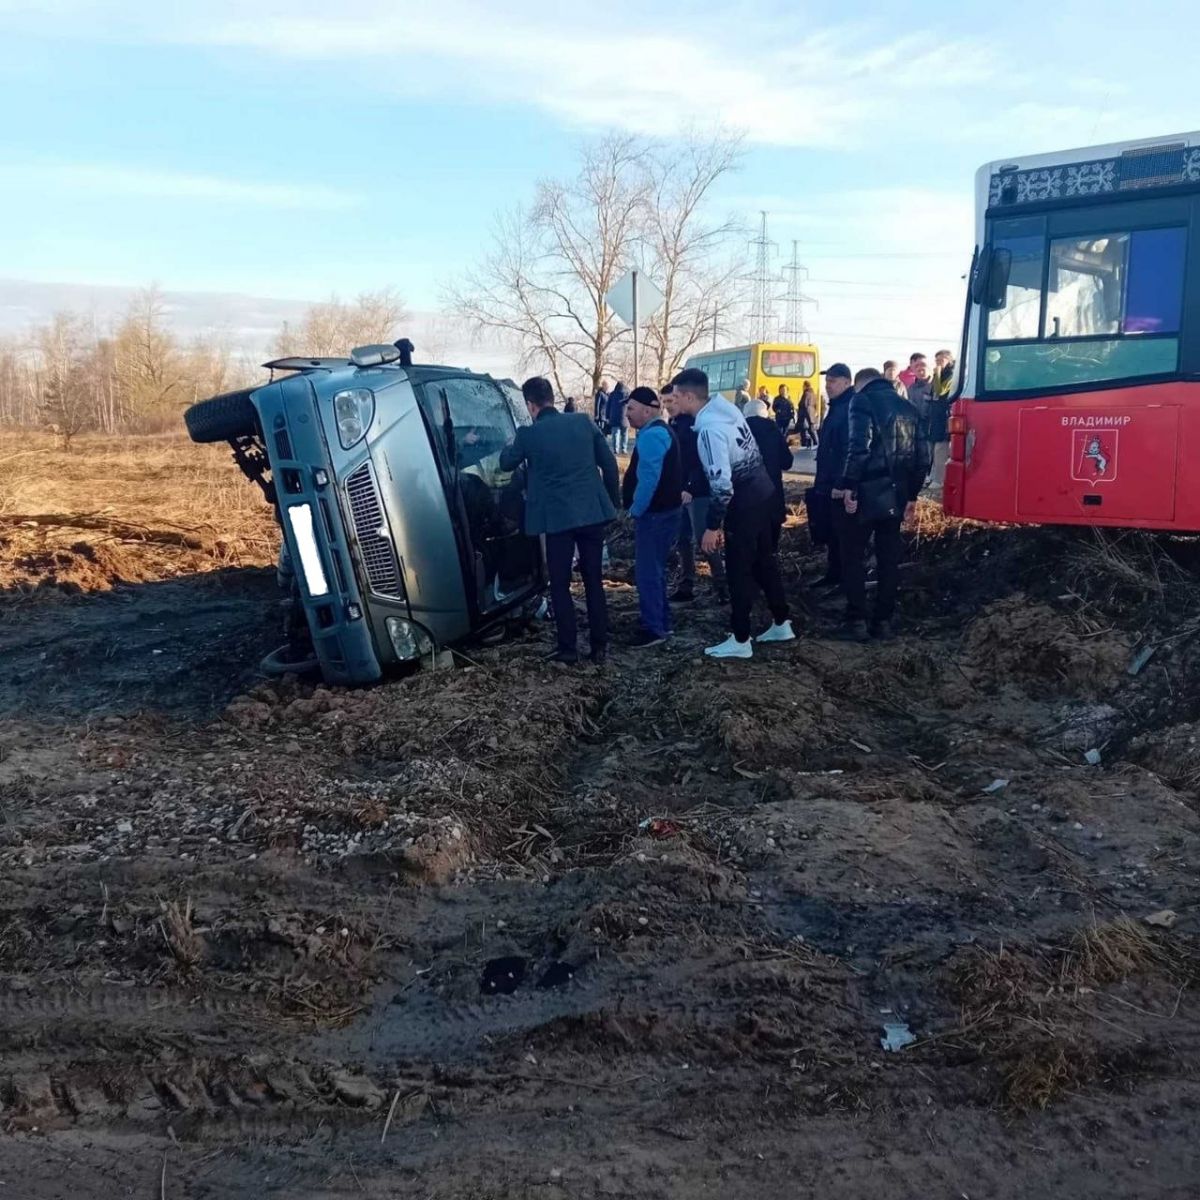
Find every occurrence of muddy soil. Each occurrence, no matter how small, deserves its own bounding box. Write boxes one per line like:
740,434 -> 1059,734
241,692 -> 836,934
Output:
2,494 -> 1200,1198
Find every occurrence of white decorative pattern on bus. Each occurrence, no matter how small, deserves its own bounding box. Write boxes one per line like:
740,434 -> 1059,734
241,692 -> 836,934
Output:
989,147 -> 1200,208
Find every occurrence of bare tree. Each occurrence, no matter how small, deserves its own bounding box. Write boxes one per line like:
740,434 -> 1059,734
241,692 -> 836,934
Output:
451,135 -> 651,398
0,290 -> 264,437
450,132 -> 745,396
114,286 -> 185,429
448,207 -> 575,396
271,288 -> 409,358
38,313 -> 91,448
641,134 -> 747,385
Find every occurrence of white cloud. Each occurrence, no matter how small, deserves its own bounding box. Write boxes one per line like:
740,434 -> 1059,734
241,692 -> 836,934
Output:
1,0 -> 1004,149
184,6 -> 1003,149
0,163 -> 359,209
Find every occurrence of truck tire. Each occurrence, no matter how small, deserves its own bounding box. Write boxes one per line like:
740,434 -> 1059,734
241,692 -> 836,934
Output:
184,389 -> 258,443
261,643 -> 321,677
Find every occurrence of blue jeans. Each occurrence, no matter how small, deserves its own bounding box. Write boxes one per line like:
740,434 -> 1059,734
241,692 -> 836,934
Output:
635,508 -> 681,638
676,498 -> 726,593
610,426 -> 628,455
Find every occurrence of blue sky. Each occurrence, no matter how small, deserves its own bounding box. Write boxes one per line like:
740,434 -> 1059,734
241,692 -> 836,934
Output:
0,0 -> 1196,367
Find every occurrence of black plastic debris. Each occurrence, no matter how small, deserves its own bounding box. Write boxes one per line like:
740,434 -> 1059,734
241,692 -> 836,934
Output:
537,961 -> 576,990
480,955 -> 527,996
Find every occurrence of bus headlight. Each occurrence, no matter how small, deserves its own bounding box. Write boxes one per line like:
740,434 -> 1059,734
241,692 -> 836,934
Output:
333,388 -> 375,449
385,617 -> 435,661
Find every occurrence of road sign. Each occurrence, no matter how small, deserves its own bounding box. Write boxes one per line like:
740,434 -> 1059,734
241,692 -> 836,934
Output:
604,270 -> 665,326
605,269 -> 664,387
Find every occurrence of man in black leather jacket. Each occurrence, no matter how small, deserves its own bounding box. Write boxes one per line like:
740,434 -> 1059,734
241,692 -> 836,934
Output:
833,367 -> 930,641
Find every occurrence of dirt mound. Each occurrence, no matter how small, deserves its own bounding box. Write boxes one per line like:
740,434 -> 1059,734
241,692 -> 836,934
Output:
959,595 -> 1130,698
0,522 -> 240,596
673,664 -> 826,769
1128,720 -> 1200,790
944,919 -> 1199,1110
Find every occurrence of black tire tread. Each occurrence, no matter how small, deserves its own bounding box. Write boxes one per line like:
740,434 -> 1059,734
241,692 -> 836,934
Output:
184,389 -> 258,444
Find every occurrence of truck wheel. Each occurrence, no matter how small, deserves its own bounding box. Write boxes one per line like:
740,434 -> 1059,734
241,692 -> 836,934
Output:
184,389 -> 258,443
261,643 -> 321,677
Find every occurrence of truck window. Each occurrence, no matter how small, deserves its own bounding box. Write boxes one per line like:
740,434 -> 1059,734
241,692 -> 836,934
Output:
418,376 -> 537,611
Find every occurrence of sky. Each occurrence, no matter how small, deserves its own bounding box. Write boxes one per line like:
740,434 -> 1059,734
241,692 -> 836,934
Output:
0,0 -> 1196,373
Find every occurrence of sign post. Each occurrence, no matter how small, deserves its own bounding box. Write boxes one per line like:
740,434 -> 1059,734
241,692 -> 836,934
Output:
604,269 -> 665,391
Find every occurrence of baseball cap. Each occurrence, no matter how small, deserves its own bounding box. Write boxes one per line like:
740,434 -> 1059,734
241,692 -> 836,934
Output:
826,362 -> 852,381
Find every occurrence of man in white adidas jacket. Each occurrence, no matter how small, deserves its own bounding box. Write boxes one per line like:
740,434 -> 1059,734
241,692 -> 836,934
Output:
669,368 -> 794,659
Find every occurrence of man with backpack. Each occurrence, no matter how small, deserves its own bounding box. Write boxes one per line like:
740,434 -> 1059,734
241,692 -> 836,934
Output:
833,367 -> 930,642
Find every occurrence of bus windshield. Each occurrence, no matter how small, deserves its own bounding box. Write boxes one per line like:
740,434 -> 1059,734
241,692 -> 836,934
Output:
982,212 -> 1188,394
761,349 -> 816,377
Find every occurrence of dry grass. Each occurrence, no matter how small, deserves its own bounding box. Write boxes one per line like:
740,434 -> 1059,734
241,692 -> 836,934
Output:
947,918 -> 1199,1110
2,429 -> 274,554
1,430 -> 277,595
159,899 -> 204,969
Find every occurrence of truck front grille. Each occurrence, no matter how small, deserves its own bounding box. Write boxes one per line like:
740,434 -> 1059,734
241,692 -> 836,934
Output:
344,461 -> 404,599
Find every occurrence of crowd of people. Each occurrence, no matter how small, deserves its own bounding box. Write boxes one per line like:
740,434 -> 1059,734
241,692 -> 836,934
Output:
504,348 -> 948,663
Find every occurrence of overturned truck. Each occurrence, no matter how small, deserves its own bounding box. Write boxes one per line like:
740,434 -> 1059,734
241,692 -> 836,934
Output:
184,341 -> 545,685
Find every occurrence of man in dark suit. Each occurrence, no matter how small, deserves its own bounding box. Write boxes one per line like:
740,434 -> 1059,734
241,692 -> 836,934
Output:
500,376 -> 621,664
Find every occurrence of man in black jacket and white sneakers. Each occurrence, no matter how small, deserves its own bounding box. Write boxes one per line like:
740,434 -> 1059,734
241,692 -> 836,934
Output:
833,367 -> 930,643
670,368 -> 794,660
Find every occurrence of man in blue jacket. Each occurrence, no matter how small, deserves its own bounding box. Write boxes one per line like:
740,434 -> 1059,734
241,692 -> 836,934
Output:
606,381 -> 630,455
500,376 -> 621,664
622,386 -> 683,648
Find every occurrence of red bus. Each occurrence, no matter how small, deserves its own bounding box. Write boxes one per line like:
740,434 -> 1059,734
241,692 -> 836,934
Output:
943,131 -> 1200,529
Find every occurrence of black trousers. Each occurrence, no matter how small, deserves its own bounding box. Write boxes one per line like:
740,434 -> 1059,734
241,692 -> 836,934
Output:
838,511 -> 903,624
825,532 -> 843,583
724,504 -> 789,643
545,523 -> 609,655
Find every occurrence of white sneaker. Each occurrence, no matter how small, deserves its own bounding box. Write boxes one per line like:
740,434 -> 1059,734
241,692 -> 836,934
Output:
756,620 -> 796,644
705,634 -> 753,659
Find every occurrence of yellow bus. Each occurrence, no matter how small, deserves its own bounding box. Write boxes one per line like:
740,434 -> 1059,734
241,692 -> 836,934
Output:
683,342 -> 822,419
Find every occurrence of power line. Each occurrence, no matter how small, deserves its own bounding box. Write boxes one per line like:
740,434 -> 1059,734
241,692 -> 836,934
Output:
780,240 -> 816,343
747,211 -> 778,344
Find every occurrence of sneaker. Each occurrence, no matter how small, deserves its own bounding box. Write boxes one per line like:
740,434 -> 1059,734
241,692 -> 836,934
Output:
714,586 -> 730,605
833,620 -> 870,643
704,634 -> 753,660
670,588 -> 695,603
629,630 -> 668,650
543,648 -> 579,665
870,619 -> 896,642
756,620 -> 796,644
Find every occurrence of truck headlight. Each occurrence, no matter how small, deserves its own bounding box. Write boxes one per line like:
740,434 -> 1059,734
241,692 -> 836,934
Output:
385,617 -> 435,661
333,388 -> 375,449
285,503 -> 329,598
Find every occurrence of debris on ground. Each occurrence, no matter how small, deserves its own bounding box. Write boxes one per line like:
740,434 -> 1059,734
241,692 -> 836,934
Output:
4,442 -> 1200,1197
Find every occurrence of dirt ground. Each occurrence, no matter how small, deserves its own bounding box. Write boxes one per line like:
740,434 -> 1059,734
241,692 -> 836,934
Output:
2,433 -> 1200,1198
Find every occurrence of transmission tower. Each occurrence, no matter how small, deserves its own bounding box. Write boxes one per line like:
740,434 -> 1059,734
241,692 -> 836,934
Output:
781,240 -> 816,342
748,211 -> 778,343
